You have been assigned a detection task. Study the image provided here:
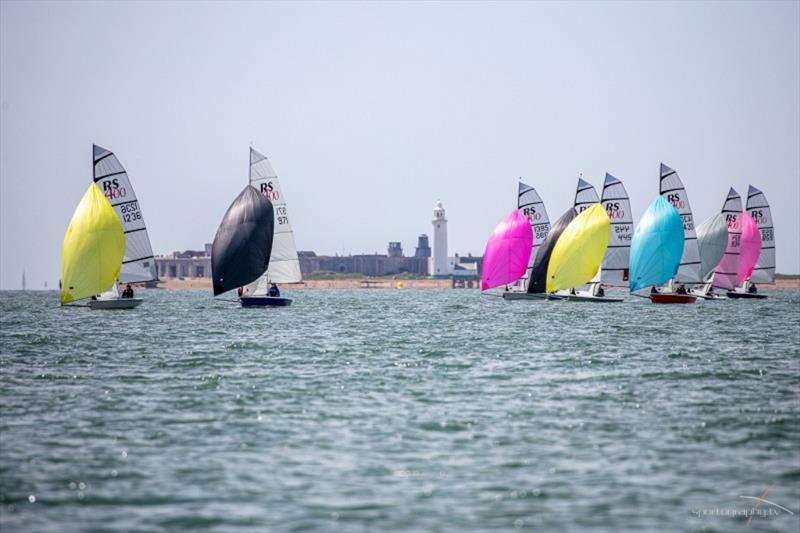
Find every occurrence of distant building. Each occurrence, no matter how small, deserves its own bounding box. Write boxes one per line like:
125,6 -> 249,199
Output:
431,200 -> 449,277
415,234 -> 431,258
298,242 -> 428,277
155,244 -> 212,279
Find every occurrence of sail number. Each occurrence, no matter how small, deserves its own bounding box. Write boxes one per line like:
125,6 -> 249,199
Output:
534,223 -> 550,240
120,202 -> 141,223
275,205 -> 289,226
680,214 -> 694,232
614,224 -> 633,241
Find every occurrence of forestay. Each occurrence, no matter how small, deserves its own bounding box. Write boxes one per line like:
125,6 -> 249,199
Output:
712,188 -> 743,290
659,163 -> 701,284
746,185 -> 775,283
245,148 -> 302,295
695,213 -> 728,282
92,145 -> 157,283
599,173 -> 633,286
516,181 -> 550,288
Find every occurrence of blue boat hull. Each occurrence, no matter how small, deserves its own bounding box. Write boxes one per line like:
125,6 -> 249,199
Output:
240,296 -> 293,307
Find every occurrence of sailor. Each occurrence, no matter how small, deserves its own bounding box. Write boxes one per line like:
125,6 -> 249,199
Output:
748,283 -> 758,294
596,285 -> 605,297
121,284 -> 134,298
651,286 -> 659,295
676,284 -> 687,295
268,283 -> 280,297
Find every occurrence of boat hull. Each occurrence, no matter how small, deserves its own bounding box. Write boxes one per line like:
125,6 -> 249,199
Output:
725,291 -> 767,300
502,292 -> 564,301
88,298 -> 143,310
567,294 -> 624,303
240,296 -> 293,307
650,293 -> 697,304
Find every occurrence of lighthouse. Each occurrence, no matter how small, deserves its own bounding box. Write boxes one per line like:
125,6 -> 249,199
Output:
431,200 -> 449,277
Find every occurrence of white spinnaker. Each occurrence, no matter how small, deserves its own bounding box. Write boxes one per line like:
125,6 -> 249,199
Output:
659,163 -> 702,284
696,213 -> 728,282
92,144 -> 157,283
746,185 -> 775,283
599,173 -> 632,286
574,178 -> 600,213
244,148 -> 301,294
516,181 -> 550,289
712,188 -> 743,290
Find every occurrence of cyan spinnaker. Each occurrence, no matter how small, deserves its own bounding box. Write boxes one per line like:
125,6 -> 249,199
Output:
628,196 -> 684,292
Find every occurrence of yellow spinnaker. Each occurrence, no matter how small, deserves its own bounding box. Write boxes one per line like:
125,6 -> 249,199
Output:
546,203 -> 611,293
61,183 -> 125,304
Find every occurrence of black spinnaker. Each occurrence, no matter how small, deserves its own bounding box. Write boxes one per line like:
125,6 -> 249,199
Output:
527,208 -> 577,293
211,186 -> 275,296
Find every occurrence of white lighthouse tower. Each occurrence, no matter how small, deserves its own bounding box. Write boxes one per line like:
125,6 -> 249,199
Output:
431,200 -> 449,277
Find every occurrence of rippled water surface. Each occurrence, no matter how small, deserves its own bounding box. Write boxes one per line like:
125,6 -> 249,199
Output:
1,288 -> 799,532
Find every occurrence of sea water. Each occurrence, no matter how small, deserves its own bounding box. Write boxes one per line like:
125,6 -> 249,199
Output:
1,288 -> 798,532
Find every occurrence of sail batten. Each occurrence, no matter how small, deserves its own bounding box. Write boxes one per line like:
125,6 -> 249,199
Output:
245,148 -> 301,293
659,163 -> 701,283
92,145 -> 157,283
745,185 -> 775,283
573,177 -> 600,213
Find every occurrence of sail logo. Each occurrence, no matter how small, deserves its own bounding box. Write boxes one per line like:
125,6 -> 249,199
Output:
522,207 -> 542,221
666,193 -> 685,209
605,202 -> 625,219
260,182 -> 280,202
749,209 -> 767,225
726,213 -> 740,229
100,179 -> 127,200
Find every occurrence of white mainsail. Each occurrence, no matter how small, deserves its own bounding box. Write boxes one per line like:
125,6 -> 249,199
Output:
659,163 -> 701,284
599,173 -> 632,286
92,144 -> 157,283
244,148 -> 301,295
696,213 -> 729,282
745,185 -> 775,284
516,181 -> 551,290
574,177 -> 600,213
712,188 -> 743,290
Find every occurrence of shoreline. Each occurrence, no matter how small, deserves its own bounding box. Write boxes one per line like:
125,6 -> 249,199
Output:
154,277 -> 800,290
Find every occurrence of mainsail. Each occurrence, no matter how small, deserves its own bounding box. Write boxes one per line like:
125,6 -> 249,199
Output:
695,213 -> 728,282
527,208 -> 577,293
737,211 -> 762,285
599,173 -> 633,286
746,185 -> 775,283
574,177 -> 600,213
244,148 -> 301,296
211,186 -> 275,296
61,183 -> 125,304
481,210 -> 533,290
629,196 -> 684,292
545,203 -> 611,293
516,181 -> 550,288
712,188 -> 743,290
659,163 -> 701,284
92,145 -> 157,283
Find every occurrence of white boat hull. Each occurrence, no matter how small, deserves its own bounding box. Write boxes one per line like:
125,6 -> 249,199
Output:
88,298 -> 143,310
567,294 -> 624,303
502,292 -> 564,301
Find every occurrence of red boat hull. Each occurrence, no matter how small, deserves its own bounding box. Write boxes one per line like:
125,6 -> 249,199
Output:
649,293 -> 697,304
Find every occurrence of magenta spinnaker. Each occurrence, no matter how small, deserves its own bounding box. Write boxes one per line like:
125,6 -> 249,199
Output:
737,212 -> 762,285
481,210 -> 534,291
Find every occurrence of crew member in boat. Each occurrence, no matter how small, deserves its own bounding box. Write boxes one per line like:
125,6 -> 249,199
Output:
650,286 -> 659,295
748,283 -> 758,294
676,284 -> 687,295
595,285 -> 605,297
121,284 -> 134,298
268,283 -> 281,297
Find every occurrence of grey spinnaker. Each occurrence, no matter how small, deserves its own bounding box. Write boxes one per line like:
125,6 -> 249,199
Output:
696,213 -> 728,282
527,208 -> 577,293
211,186 -> 275,296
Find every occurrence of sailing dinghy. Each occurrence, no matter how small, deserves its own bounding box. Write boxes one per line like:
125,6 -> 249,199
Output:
727,186 -> 773,299
690,212 -> 729,299
628,196 -> 689,303
481,210 -> 533,292
239,149 -> 301,307
503,207 -> 578,300
711,188 -> 744,297
89,145 -> 157,309
61,183 -> 126,308
570,173 -> 631,302
656,163 -> 701,302
505,181 -> 551,294
211,186 -> 275,301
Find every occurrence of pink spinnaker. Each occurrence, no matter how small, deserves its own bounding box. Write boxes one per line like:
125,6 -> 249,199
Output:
481,210 -> 534,291
737,211 -> 762,285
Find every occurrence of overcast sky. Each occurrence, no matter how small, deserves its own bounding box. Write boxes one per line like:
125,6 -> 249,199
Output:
1,0 -> 798,289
